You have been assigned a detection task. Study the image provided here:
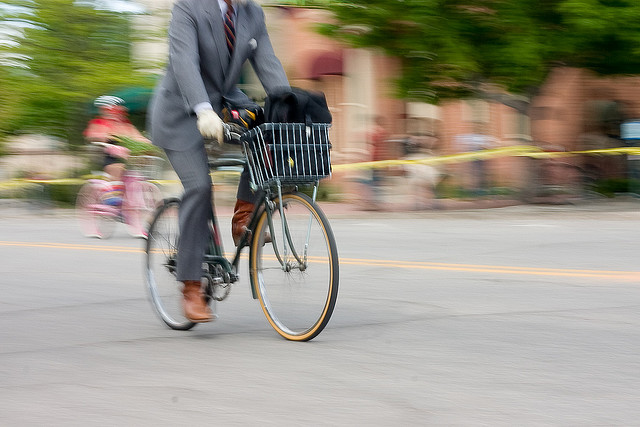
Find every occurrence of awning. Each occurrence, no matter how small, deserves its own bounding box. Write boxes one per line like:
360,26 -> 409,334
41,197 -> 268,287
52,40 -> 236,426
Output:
307,51 -> 343,80
89,86 -> 153,115
111,86 -> 153,113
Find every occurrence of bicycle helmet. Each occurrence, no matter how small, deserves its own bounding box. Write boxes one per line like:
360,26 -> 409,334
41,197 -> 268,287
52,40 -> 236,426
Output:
94,95 -> 127,116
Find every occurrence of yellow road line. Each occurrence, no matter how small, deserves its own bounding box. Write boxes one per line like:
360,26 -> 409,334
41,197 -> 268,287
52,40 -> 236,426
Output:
0,241 -> 143,253
340,257 -> 640,280
1,241 -> 638,281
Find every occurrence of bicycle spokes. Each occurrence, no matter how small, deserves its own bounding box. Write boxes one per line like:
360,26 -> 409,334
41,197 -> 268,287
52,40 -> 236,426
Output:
250,192 -> 339,341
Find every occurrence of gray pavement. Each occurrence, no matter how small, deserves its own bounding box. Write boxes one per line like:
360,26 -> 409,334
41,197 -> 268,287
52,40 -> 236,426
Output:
1,195 -> 639,425
2,189 -> 639,218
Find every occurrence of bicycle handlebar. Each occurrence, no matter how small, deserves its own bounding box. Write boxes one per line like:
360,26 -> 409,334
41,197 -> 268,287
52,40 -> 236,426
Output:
223,123 -> 243,144
209,157 -> 246,169
89,140 -> 111,148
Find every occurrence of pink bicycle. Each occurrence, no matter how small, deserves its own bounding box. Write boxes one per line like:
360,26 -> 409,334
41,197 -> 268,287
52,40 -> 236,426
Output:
76,144 -> 163,239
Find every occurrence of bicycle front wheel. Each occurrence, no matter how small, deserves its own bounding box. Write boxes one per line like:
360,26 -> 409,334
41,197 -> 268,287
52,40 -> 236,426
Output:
250,192 -> 339,341
145,198 -> 195,331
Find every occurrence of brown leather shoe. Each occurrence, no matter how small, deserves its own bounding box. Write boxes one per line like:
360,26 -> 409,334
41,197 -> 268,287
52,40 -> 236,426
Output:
231,199 -> 254,246
182,280 -> 213,322
231,199 -> 273,247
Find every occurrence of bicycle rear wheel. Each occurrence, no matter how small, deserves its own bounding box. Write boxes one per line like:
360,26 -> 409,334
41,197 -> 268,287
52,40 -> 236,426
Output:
76,181 -> 117,239
250,192 -> 339,341
145,198 -> 195,330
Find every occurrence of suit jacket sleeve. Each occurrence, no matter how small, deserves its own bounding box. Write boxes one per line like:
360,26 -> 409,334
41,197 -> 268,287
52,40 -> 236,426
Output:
167,2 -> 210,113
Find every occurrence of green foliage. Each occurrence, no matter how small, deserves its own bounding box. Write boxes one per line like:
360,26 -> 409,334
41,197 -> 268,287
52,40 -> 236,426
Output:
318,0 -> 640,103
556,0 -> 640,74
591,177 -> 640,197
0,0 -> 154,146
46,181 -> 84,206
0,180 -> 42,199
0,179 -> 83,206
112,135 -> 163,157
298,182 -> 342,202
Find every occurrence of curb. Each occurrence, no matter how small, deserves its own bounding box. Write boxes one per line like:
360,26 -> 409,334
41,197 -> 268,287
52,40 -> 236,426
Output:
2,195 -> 638,219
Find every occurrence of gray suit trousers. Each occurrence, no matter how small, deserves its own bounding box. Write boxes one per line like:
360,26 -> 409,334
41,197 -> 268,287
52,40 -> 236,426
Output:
164,145 -> 258,281
163,144 -> 212,281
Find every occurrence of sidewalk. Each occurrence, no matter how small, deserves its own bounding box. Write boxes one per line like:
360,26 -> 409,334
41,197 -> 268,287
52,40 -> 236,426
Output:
2,166 -> 639,219
3,194 -> 637,220
316,195 -> 640,219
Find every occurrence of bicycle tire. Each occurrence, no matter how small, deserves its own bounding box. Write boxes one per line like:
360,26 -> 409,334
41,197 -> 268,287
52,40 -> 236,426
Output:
76,181 -> 117,239
145,198 -> 196,331
249,192 -> 339,341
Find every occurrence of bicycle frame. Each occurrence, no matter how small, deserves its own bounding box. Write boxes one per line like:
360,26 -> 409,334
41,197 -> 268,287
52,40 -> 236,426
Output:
85,172 -> 143,216
204,186 -> 268,300
82,179 -> 121,218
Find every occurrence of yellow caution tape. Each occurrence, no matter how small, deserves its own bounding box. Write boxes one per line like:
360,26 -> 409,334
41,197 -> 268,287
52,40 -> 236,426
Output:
24,178 -> 87,185
332,145 -> 541,171
516,146 -> 640,159
3,146 -> 640,186
333,145 -> 640,171
0,180 -> 41,189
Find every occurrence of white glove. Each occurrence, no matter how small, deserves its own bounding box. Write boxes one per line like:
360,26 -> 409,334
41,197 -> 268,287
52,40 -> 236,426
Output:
197,109 -> 224,144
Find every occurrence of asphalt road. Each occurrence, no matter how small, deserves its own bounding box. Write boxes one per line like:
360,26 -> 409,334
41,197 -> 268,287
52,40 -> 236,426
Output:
1,201 -> 639,425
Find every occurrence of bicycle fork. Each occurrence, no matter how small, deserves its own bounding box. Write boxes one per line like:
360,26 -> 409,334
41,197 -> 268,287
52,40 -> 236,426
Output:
267,182 -> 319,272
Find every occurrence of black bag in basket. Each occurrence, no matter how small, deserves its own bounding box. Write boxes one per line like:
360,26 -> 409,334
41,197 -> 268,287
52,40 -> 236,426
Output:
264,88 -> 332,125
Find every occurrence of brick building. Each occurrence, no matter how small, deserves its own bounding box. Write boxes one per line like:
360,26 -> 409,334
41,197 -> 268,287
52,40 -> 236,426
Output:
133,2 -> 638,195
529,67 -> 639,185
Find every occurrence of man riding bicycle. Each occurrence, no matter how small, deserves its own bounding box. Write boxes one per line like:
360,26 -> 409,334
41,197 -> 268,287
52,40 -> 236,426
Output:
148,0 -> 290,323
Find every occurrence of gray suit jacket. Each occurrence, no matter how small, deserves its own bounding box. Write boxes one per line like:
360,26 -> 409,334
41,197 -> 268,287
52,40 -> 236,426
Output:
148,0 -> 289,151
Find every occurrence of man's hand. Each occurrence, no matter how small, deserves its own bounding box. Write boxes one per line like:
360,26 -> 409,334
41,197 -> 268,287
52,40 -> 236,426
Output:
197,109 -> 224,144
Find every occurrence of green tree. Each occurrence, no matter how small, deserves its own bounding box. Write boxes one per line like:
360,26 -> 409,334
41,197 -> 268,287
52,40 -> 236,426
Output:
0,0 -> 153,147
555,0 -> 640,75
317,0 -> 640,103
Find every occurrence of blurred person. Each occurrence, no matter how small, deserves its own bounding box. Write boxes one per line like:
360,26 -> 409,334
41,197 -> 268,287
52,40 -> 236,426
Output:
402,135 -> 442,210
455,132 -> 495,195
581,99 -> 628,183
148,0 -> 289,322
84,96 -> 151,205
366,115 -> 391,207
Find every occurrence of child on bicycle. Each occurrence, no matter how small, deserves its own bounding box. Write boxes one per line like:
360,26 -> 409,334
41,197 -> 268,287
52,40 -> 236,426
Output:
84,96 -> 151,205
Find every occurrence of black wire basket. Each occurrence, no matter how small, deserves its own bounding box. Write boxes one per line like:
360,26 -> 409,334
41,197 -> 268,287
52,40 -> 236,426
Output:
240,123 -> 332,189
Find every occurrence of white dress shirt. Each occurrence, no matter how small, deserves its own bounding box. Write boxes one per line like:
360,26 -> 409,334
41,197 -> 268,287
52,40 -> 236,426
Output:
194,0 -> 236,116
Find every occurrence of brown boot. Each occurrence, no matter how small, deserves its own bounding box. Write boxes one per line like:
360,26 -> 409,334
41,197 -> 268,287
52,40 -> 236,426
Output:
231,199 -> 254,246
182,280 -> 213,322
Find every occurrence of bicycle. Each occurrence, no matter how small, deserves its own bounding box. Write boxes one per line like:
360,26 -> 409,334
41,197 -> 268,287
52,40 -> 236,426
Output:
76,142 -> 163,239
145,123 -> 339,341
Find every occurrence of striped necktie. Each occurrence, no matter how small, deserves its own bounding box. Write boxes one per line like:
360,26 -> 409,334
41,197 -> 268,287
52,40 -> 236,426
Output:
224,0 -> 235,55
